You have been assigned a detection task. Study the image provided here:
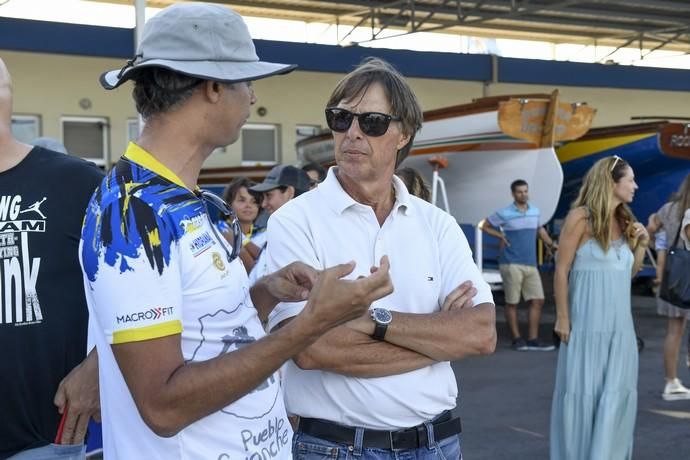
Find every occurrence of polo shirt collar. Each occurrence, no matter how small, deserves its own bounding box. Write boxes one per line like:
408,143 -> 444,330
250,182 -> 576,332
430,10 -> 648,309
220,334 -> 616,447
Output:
321,167 -> 412,216
123,142 -> 195,192
511,202 -> 531,213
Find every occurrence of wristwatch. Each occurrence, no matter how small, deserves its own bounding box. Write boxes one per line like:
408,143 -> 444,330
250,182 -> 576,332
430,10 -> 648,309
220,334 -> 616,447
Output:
370,308 -> 392,341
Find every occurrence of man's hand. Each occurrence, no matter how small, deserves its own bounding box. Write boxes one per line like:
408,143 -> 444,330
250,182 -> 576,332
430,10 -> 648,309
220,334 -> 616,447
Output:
264,261 -> 318,303
303,256 -> 393,331
53,350 -> 100,445
441,281 -> 477,310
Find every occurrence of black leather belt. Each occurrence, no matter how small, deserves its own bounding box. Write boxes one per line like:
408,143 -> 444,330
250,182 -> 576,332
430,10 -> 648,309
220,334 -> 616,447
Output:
297,411 -> 462,450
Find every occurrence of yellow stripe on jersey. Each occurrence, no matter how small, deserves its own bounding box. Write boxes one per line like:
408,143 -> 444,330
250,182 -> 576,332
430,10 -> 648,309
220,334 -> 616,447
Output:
112,320 -> 183,344
124,142 -> 191,191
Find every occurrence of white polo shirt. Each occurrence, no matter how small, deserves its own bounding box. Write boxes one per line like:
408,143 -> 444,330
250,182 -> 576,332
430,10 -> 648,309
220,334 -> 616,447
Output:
266,167 -> 493,430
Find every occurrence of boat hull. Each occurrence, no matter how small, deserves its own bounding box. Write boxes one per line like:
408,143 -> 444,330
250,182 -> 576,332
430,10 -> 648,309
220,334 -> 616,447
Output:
556,124 -> 690,223
402,147 -> 564,225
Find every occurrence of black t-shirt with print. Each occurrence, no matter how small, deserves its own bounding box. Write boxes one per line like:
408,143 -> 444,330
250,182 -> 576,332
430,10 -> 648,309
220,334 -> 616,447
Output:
0,147 -> 104,458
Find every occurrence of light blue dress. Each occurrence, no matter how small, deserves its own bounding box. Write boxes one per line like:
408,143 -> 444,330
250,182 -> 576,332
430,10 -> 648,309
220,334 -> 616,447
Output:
550,237 -> 638,460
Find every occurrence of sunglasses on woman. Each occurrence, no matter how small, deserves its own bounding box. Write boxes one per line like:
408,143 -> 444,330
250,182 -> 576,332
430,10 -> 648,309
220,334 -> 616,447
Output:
196,189 -> 242,263
325,107 -> 401,137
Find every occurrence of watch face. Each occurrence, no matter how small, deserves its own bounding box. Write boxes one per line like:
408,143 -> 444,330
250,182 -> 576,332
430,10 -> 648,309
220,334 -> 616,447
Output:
373,308 -> 392,324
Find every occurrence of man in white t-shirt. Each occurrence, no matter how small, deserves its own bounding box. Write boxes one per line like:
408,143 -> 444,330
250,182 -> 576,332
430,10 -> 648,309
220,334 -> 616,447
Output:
266,58 -> 497,459
80,4 -> 394,459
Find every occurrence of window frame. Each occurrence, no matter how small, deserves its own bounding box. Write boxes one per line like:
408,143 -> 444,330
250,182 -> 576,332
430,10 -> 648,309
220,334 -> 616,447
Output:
60,115 -> 110,167
10,114 -> 42,144
241,122 -> 280,166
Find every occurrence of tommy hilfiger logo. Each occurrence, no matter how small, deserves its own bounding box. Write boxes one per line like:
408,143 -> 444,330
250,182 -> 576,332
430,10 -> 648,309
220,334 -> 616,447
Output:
116,307 -> 174,324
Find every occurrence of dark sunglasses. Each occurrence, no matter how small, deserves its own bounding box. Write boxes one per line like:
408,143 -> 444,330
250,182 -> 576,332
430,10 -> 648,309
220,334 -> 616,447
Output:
196,190 -> 242,263
325,107 -> 401,137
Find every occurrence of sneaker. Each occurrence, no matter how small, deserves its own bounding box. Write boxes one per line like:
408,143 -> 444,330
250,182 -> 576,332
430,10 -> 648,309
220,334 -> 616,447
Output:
524,338 -> 556,351
662,378 -> 690,401
511,338 -> 528,351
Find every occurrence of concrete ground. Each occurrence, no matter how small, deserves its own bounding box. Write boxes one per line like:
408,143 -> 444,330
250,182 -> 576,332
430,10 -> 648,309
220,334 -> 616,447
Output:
452,292 -> 690,460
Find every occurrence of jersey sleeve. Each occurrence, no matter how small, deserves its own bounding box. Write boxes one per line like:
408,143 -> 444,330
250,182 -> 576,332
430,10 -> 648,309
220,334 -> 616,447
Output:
81,196 -> 183,345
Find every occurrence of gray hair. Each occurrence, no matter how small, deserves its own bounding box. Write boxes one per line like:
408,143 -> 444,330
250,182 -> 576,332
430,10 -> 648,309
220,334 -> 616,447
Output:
326,57 -> 423,166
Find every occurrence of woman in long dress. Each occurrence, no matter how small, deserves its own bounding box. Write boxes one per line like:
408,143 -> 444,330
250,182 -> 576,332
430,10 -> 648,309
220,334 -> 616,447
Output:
550,156 -> 649,460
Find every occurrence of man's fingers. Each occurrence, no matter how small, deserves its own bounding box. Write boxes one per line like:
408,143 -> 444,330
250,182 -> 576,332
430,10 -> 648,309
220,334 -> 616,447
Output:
449,287 -> 477,310
68,414 -> 89,445
442,281 -> 473,310
324,261 -> 356,280
291,262 -> 318,288
363,260 -> 392,294
59,410 -> 80,445
53,382 -> 67,413
378,255 -> 390,271
280,280 -> 309,301
454,287 -> 477,309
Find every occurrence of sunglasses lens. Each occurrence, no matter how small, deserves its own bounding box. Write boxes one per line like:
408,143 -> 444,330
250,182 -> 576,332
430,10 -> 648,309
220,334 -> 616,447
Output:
359,113 -> 390,137
325,109 -> 394,137
326,109 -> 353,133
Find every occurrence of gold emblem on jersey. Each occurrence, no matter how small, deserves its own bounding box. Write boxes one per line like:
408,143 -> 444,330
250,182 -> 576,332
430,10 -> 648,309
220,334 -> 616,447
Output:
212,252 -> 225,271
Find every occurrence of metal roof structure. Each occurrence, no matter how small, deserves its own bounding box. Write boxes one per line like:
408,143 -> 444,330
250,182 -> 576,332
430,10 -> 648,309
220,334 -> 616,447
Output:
104,0 -> 690,52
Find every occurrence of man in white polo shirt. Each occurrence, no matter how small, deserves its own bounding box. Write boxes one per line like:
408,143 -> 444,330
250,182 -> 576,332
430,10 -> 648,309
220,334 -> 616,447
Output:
266,58 -> 497,459
80,5 -> 394,459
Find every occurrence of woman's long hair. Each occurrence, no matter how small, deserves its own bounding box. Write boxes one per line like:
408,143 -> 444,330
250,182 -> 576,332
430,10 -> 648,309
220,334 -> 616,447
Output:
572,156 -> 636,251
670,173 -> 690,221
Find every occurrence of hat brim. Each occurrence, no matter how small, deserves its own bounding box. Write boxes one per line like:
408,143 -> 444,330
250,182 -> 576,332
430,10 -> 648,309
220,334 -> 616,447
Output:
100,59 -> 296,90
250,182 -> 281,192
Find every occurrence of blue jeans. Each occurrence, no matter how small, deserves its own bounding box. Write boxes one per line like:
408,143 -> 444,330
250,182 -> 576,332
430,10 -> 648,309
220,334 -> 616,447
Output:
8,444 -> 86,460
292,429 -> 462,460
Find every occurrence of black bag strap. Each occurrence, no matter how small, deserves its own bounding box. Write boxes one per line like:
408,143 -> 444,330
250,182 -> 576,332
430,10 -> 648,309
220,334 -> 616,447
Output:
670,218 -> 684,252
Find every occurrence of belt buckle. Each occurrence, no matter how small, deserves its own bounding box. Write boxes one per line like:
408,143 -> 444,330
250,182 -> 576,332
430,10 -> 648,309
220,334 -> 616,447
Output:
388,430 -> 396,450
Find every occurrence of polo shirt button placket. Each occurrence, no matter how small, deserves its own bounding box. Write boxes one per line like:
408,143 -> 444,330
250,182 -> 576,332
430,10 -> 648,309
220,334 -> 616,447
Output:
374,235 -> 387,264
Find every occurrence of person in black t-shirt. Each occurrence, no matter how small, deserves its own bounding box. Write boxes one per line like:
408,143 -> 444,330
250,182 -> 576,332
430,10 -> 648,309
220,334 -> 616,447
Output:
0,58 -> 103,459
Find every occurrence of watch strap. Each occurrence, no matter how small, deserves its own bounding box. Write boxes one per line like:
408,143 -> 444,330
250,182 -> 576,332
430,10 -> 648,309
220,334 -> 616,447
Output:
372,321 -> 388,341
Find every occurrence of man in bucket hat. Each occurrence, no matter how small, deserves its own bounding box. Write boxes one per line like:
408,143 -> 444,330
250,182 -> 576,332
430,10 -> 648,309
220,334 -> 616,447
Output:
80,4 -> 393,459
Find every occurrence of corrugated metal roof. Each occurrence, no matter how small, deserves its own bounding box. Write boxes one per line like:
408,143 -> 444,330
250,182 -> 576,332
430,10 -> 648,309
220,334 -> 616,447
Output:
104,0 -> 690,52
